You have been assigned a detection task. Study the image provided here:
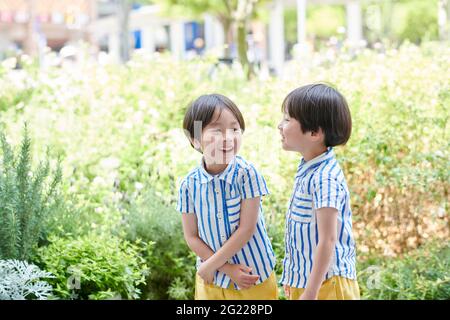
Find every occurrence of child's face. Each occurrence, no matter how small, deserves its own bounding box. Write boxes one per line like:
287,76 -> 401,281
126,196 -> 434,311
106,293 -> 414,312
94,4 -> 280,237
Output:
278,111 -> 311,153
198,107 -> 242,165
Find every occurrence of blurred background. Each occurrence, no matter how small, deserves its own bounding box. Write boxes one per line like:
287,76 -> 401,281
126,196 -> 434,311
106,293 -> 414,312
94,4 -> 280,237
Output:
0,1 -> 448,300
0,0 -> 449,75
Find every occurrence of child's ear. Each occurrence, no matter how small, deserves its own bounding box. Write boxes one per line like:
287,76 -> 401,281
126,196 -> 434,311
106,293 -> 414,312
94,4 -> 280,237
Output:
310,128 -> 325,142
190,137 -> 202,152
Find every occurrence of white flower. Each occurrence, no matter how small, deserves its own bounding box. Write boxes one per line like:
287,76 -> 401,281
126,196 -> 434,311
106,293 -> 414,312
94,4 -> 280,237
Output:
123,121 -> 133,130
95,207 -> 104,213
99,157 -> 120,170
1,57 -> 17,70
437,207 -> 446,218
434,150 -> 444,158
135,182 -> 144,191
138,100 -> 147,109
92,176 -> 106,186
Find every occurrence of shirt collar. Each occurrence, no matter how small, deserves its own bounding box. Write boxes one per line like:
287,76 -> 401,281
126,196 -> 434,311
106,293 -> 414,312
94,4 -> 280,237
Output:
196,156 -> 237,185
296,147 -> 335,178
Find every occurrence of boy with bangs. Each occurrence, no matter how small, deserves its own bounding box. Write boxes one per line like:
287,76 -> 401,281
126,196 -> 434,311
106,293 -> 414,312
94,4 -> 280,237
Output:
278,84 -> 360,300
177,94 -> 278,300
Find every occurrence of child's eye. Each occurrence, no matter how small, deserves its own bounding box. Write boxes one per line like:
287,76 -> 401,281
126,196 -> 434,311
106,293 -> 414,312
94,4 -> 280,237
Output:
233,128 -> 241,132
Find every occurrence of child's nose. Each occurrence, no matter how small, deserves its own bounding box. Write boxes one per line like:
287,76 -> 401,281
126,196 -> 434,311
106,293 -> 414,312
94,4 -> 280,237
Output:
223,131 -> 233,142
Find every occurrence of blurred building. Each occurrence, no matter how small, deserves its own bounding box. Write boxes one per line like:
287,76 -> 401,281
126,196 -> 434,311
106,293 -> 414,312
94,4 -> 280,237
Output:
91,0 -> 365,74
6,0 -> 450,73
0,0 -> 96,57
0,0 -> 369,74
1,0 -> 448,75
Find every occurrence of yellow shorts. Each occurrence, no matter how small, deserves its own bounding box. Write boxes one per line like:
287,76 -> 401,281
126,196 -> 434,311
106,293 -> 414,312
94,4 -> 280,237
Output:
195,272 -> 279,300
287,276 -> 360,300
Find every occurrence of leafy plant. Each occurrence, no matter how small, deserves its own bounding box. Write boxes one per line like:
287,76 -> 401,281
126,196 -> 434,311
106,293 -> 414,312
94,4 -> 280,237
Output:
0,259 -> 54,300
37,233 -> 150,300
120,187 -> 196,299
358,241 -> 450,300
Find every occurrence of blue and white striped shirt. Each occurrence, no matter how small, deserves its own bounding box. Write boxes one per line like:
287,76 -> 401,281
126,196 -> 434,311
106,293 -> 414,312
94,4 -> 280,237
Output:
280,147 -> 357,288
177,155 -> 276,289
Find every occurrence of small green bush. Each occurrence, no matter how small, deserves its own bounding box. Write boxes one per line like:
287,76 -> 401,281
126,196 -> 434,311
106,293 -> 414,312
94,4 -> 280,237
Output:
120,188 -> 196,299
0,125 -> 63,261
358,241 -> 450,300
37,233 -> 150,300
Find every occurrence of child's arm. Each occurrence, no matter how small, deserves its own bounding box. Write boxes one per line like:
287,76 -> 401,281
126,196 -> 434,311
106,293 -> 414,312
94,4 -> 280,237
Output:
182,213 -> 259,288
182,213 -> 219,261
197,197 -> 260,283
300,207 -> 338,300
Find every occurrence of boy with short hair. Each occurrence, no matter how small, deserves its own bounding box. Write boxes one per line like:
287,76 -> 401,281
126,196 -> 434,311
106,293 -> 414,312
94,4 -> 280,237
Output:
178,93 -> 278,300
278,83 -> 360,300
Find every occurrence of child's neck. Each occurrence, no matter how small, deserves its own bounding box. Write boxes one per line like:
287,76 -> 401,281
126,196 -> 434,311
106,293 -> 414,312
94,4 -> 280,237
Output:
302,145 -> 328,162
203,158 -> 228,176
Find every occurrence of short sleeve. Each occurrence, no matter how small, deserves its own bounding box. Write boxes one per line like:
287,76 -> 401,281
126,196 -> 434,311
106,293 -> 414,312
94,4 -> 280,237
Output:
176,178 -> 195,214
312,172 -> 345,211
239,164 -> 270,199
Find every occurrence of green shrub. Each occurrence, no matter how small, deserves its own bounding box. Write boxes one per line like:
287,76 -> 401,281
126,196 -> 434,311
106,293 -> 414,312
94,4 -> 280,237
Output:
37,233 -> 150,300
120,187 -> 196,299
0,125 -> 63,261
358,241 -> 450,300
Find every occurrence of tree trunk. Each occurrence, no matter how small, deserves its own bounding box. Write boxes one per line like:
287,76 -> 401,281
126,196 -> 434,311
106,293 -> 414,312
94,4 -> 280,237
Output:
438,0 -> 450,41
221,17 -> 233,59
381,0 -> 394,40
25,0 -> 37,57
237,20 -> 254,79
118,0 -> 131,63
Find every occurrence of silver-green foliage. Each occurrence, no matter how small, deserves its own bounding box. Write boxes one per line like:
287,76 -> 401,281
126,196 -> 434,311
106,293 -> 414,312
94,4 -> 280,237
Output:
0,259 -> 54,300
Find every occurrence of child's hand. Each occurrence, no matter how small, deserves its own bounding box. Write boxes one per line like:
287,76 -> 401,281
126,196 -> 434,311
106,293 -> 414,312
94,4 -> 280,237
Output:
299,290 -> 318,300
283,285 -> 291,299
198,261 -> 216,284
225,264 -> 259,289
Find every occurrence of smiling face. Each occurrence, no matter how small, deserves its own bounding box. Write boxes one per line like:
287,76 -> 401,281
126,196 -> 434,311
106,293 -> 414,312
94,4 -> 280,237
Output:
196,107 -> 242,166
183,94 -> 245,173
